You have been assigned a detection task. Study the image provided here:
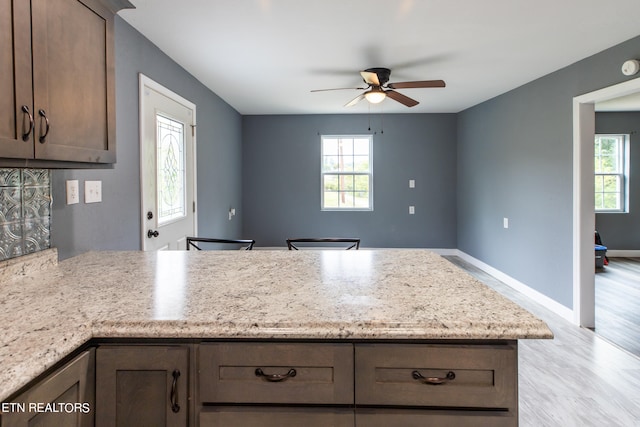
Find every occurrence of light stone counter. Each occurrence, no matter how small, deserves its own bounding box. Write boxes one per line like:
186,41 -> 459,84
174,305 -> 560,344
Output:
0,249 -> 552,401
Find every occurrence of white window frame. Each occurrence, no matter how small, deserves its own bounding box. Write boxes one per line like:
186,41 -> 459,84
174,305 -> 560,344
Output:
594,133 -> 629,213
321,134 -> 373,211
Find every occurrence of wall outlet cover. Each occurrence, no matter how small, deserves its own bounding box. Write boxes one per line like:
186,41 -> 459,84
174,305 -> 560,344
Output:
85,180 -> 102,203
66,180 -> 79,205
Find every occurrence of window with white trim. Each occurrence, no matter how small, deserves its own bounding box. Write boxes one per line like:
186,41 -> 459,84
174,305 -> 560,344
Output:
595,134 -> 628,212
321,135 -> 372,210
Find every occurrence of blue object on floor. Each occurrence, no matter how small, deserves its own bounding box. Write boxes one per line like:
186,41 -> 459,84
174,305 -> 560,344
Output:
595,244 -> 607,268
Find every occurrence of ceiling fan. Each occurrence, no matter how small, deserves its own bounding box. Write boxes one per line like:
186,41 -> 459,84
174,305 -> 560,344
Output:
311,67 -> 445,108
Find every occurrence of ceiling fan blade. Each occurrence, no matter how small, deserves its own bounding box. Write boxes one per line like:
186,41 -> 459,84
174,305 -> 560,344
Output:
387,80 -> 446,89
386,90 -> 419,107
360,71 -> 380,86
311,87 -> 367,92
345,94 -> 365,107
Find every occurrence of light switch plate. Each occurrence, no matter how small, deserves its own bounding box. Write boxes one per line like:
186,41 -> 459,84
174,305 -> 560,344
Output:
409,179 -> 415,188
85,180 -> 102,203
409,206 -> 415,215
66,180 -> 79,205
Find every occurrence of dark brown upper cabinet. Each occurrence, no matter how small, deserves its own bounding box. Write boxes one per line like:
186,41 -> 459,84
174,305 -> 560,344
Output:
0,0 -> 133,167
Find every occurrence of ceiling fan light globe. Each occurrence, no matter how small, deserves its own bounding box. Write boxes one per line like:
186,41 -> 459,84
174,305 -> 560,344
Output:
365,91 -> 386,104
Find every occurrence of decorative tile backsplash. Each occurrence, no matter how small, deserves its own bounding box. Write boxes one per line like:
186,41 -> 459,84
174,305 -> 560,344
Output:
0,169 -> 51,261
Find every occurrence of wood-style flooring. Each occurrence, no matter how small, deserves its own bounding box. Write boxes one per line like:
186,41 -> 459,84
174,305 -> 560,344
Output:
595,257 -> 640,358
444,256 -> 640,427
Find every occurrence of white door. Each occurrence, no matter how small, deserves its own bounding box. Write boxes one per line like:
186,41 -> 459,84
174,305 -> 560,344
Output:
140,74 -> 197,251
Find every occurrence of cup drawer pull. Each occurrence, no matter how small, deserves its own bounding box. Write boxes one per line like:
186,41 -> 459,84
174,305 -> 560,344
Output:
411,370 -> 456,385
255,368 -> 297,382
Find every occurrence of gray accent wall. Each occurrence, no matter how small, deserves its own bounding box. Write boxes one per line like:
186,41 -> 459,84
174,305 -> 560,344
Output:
457,35 -> 640,309
241,114 -> 457,248
595,111 -> 640,250
50,17 -> 243,260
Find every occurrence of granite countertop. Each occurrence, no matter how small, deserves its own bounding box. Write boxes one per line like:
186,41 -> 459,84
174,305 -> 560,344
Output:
0,248 -> 553,401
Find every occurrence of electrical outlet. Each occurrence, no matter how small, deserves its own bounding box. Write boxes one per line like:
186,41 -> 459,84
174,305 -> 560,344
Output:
85,180 -> 102,203
66,180 -> 79,205
503,217 -> 509,229
409,206 -> 415,215
409,179 -> 415,188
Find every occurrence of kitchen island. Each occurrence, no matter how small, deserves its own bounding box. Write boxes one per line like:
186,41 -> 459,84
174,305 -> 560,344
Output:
0,249 -> 552,425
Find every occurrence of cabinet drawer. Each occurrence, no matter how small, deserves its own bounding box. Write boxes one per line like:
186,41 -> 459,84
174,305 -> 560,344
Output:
356,408 -> 516,427
200,407 -> 354,427
355,343 -> 517,409
199,343 -> 353,404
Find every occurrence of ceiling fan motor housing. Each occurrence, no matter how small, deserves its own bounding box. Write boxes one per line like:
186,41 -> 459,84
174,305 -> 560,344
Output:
364,67 -> 391,86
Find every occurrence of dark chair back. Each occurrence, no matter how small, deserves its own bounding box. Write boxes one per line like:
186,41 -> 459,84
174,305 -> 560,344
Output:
186,237 -> 255,250
286,238 -> 360,250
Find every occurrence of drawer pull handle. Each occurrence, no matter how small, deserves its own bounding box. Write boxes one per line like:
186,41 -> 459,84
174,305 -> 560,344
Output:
255,368 -> 297,382
170,369 -> 180,413
411,370 -> 455,385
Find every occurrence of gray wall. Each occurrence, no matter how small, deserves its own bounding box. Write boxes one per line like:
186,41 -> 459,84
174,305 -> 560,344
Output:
50,17 -> 243,260
241,114 -> 457,248
457,35 -> 640,309
595,111 -> 640,250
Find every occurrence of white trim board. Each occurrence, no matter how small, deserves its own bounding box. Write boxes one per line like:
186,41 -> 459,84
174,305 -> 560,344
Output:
455,250 -> 574,323
605,250 -> 640,257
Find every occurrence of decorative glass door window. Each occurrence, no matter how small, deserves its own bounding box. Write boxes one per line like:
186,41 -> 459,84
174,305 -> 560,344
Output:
156,114 -> 186,224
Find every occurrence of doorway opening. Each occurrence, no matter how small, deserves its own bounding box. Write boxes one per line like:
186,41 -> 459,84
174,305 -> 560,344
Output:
573,76 -> 640,328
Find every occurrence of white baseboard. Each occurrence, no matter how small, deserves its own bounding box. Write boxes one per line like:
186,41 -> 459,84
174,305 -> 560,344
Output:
454,250 -> 575,323
605,249 -> 640,257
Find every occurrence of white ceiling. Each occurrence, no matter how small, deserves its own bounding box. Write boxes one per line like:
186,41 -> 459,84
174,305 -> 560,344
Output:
119,0 -> 640,115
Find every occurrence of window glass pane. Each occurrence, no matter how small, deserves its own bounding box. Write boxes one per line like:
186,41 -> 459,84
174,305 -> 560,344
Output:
603,193 -> 620,210
323,156 -> 339,172
594,175 -> 603,192
323,174 -> 339,191
354,175 -> 369,191
354,191 -> 370,208
354,155 -> 369,172
603,175 -> 620,192
324,191 -> 339,208
323,138 -> 338,155
157,114 -> 186,224
338,138 -> 354,156
339,191 -> 354,207
341,175 -> 355,191
341,156 -> 354,172
353,138 -> 370,155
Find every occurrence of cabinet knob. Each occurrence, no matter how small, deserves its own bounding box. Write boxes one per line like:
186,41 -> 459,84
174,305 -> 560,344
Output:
147,230 -> 159,238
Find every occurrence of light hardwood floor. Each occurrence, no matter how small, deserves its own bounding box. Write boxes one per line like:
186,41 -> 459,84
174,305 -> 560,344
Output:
595,257 -> 640,358
445,256 -> 640,427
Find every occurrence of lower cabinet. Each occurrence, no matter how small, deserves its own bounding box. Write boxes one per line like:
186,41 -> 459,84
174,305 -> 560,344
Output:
2,340 -> 518,426
95,345 -> 190,427
196,341 -> 517,427
2,349 -> 94,427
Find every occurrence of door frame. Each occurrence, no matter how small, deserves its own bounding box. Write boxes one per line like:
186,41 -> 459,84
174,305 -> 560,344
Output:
138,73 -> 197,250
572,76 -> 640,327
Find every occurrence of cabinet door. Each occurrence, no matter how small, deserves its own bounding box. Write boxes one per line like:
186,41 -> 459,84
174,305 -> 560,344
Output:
30,0 -> 116,163
95,346 -> 189,427
0,0 -> 34,159
2,350 -> 95,427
